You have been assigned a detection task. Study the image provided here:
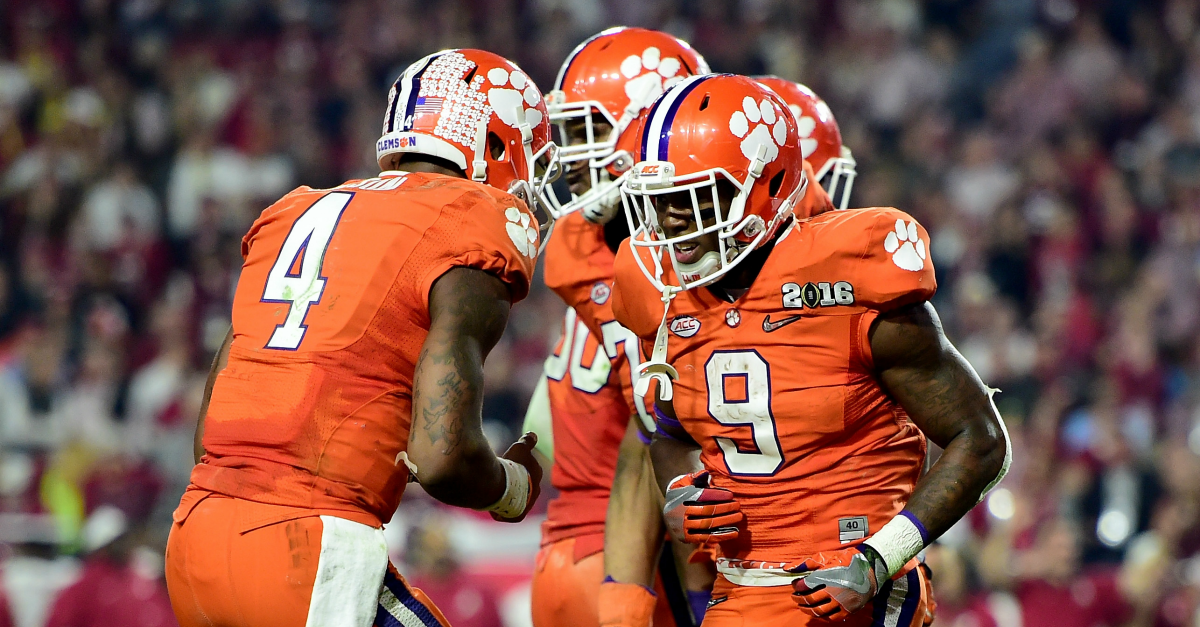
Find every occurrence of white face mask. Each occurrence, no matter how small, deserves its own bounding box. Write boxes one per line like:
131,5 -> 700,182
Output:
816,147 -> 858,211
543,97 -> 635,222
620,160 -> 806,293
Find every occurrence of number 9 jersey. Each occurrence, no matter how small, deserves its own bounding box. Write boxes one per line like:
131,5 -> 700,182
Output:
611,206 -> 936,580
187,171 -> 538,528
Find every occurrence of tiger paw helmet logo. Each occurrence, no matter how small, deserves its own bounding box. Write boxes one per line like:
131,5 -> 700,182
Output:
486,67 -> 544,130
787,105 -> 818,159
505,207 -> 539,257
729,97 -> 788,164
884,219 -> 927,271
621,47 -> 685,113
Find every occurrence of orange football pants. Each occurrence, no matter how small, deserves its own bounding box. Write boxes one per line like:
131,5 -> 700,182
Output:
701,565 -> 932,627
165,492 -> 449,627
531,536 -> 679,627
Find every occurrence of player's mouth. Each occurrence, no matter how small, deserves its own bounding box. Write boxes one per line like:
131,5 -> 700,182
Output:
566,166 -> 589,195
673,242 -> 701,264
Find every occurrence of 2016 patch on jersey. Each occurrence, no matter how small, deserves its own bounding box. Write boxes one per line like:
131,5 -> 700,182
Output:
781,281 -> 855,309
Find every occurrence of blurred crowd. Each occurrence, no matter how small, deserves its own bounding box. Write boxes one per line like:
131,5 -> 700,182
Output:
1,0 -> 1199,626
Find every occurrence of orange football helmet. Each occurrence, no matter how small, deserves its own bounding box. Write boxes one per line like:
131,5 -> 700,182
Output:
546,27 -> 709,223
755,77 -> 856,210
622,74 -> 808,292
376,49 -> 560,223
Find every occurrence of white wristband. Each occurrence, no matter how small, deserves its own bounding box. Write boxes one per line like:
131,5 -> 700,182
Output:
862,514 -> 927,579
484,458 -> 530,519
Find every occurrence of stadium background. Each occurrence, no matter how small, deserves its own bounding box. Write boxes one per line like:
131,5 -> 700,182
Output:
1,0 -> 1199,625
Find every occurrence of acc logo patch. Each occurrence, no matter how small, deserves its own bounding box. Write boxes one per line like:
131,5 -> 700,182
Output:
590,282 -> 611,304
669,315 -> 701,338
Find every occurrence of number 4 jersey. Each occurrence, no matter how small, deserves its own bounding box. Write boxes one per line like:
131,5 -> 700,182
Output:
611,207 -> 936,579
187,171 -> 538,528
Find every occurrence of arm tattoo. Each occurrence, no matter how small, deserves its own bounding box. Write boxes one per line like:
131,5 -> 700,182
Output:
420,370 -> 467,453
410,268 -> 509,457
871,302 -> 1009,541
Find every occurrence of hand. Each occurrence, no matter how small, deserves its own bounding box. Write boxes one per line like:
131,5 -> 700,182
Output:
788,546 -> 887,620
663,470 -> 742,544
491,432 -> 543,522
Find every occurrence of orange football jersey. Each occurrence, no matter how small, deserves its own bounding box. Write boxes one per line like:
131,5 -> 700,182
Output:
189,171 -> 538,528
611,207 -> 935,568
538,211 -> 650,555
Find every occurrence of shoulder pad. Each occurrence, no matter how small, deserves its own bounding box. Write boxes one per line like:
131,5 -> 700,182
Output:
808,207 -> 936,310
543,212 -> 611,308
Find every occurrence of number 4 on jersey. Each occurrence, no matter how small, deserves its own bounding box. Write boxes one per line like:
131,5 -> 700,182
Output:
262,192 -> 353,350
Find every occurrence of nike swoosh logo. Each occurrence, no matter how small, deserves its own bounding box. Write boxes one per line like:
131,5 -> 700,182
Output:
762,314 -> 803,333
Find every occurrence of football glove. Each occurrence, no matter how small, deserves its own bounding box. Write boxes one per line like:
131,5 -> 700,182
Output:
788,545 -> 888,621
598,578 -> 656,627
663,470 -> 742,544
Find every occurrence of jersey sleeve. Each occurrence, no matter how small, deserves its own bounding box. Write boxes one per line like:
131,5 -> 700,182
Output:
416,187 -> 538,307
845,208 -> 937,311
611,243 -> 663,341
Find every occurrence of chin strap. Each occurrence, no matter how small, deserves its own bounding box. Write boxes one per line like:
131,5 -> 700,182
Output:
634,287 -> 680,401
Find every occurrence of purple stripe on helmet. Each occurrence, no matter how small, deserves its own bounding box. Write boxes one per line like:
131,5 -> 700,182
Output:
656,75 -> 710,161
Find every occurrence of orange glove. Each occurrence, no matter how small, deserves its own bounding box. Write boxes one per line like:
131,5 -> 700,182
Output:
663,470 -> 742,544
598,578 -> 656,627
788,545 -> 887,621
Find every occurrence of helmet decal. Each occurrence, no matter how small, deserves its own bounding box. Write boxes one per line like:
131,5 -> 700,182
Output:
485,67 -> 544,130
729,96 -> 787,164
384,52 -> 444,134
620,47 -> 686,116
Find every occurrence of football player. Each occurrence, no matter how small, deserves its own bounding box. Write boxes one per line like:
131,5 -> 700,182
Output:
610,75 -> 1010,626
165,49 -> 558,627
525,27 -> 713,627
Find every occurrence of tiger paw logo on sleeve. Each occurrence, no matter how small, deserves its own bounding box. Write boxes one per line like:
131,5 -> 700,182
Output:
505,207 -> 539,258
883,219 -> 927,271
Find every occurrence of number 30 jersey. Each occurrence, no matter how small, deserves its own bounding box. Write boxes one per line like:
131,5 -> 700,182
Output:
611,207 -> 935,572
188,171 -> 538,528
536,211 -> 650,556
